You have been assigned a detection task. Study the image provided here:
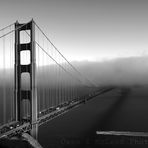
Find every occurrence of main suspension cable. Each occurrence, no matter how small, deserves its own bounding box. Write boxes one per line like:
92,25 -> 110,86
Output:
34,21 -> 97,87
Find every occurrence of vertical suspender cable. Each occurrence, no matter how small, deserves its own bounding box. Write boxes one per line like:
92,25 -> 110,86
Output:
41,32 -> 43,111
38,28 -> 41,114
42,36 -> 46,110
46,37 -> 48,109
47,41 -> 49,109
58,52 -> 59,105
3,29 -> 6,124
10,25 -> 13,121
45,37 -> 47,110
51,45 -> 53,107
64,60 -> 66,102
55,49 -> 57,106
54,49 -> 56,106
59,53 -> 61,105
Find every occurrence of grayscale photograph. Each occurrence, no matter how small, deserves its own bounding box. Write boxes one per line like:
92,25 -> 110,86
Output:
0,0 -> 148,148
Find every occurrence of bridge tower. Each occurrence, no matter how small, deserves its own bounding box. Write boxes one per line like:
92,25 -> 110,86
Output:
15,19 -> 37,137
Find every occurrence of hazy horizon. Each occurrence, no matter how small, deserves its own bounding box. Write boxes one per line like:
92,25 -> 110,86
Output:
0,55 -> 148,87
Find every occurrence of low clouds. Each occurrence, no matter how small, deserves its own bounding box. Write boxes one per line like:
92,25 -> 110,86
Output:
0,55 -> 148,87
72,56 -> 148,86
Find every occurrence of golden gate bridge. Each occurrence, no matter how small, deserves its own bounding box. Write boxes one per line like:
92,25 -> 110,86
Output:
0,19 -> 114,140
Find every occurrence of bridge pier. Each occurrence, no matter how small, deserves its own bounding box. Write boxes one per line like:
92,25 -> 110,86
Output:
31,124 -> 38,140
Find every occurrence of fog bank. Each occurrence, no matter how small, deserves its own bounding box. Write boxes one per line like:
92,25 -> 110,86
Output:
72,56 -> 148,86
0,55 -> 148,87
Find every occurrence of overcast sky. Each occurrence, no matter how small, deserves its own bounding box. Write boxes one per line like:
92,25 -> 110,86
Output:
0,0 -> 148,62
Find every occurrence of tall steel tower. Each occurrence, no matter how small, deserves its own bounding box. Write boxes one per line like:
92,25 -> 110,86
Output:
15,19 -> 37,137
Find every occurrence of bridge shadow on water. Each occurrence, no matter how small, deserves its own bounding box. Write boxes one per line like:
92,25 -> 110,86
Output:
87,87 -> 132,135
83,87 -> 148,148
37,86 -> 148,148
39,87 -> 143,148
79,87 -> 133,147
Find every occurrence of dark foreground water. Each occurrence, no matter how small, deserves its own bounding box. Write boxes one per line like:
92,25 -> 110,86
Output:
38,85 -> 148,148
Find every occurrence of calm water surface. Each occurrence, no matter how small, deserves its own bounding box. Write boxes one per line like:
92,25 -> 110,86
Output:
38,86 -> 148,147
